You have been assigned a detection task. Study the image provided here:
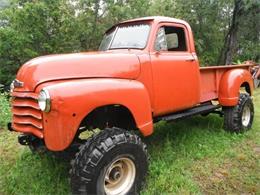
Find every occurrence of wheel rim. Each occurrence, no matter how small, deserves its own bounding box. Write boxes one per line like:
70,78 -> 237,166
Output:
242,104 -> 251,127
104,157 -> 136,195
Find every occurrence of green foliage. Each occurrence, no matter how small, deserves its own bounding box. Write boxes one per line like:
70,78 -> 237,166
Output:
233,0 -> 260,62
218,0 -> 260,64
0,93 -> 10,129
0,0 -> 80,85
0,0 -> 259,85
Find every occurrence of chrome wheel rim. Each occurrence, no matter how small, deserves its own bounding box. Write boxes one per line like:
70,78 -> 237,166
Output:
242,105 -> 251,127
104,157 -> 136,195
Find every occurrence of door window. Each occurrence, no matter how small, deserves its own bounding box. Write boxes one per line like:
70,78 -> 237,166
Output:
155,26 -> 187,51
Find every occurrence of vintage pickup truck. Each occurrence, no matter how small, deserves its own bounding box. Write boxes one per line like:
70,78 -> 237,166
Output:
8,16 -> 258,194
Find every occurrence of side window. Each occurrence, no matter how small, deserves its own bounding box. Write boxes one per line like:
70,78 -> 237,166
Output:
155,26 -> 187,52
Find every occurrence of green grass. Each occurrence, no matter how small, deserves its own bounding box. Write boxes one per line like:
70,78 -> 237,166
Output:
0,93 -> 11,129
0,90 -> 259,195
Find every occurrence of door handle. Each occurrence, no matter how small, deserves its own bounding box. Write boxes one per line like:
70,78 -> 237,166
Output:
186,58 -> 195,62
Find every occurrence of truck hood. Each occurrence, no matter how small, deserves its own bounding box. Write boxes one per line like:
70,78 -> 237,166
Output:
15,52 -> 141,92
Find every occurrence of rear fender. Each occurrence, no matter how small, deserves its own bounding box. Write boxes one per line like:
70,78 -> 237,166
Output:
38,79 -> 153,151
219,69 -> 253,106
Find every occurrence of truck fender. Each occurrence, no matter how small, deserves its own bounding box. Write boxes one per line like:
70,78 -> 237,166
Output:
218,69 -> 254,106
38,79 -> 153,151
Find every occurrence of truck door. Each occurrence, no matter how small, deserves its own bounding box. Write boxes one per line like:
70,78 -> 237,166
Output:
150,23 -> 200,116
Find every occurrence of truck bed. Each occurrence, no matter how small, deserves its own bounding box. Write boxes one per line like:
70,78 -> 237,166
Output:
199,64 -> 254,103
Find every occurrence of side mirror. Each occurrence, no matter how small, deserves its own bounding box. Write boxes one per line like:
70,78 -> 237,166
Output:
155,44 -> 162,52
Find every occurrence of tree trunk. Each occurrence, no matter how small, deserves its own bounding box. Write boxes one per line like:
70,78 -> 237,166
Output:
218,0 -> 244,65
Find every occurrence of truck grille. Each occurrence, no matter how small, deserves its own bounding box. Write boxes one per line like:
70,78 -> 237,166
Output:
11,92 -> 44,138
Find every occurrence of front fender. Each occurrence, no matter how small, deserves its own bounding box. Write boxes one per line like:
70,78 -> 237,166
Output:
219,69 -> 253,106
37,79 -> 153,151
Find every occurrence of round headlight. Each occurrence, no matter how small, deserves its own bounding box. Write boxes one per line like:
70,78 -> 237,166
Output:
38,89 -> 51,112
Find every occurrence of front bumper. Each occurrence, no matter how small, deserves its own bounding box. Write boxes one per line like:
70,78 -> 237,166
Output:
8,122 -> 39,146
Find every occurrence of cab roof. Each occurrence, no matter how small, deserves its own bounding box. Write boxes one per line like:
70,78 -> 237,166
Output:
120,16 -> 187,25
105,16 -> 189,33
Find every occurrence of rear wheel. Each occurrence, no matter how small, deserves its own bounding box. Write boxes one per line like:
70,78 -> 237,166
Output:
223,93 -> 254,133
70,127 -> 148,195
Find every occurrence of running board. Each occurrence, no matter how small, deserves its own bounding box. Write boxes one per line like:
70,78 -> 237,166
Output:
155,104 -> 221,122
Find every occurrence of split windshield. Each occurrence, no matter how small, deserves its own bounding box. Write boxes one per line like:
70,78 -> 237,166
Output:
99,23 -> 151,51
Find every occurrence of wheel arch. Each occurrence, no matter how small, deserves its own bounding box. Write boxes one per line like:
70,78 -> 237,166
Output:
240,81 -> 251,95
78,104 -> 138,131
40,78 -> 153,151
218,69 -> 254,106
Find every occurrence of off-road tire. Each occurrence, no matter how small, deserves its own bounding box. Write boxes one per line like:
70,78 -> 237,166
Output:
223,93 -> 254,133
70,127 -> 148,195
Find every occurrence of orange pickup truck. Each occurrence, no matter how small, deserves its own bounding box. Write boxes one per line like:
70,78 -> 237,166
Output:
8,16 -> 258,194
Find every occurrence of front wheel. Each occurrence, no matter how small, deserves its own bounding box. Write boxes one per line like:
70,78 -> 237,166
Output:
223,93 -> 254,133
70,127 -> 148,195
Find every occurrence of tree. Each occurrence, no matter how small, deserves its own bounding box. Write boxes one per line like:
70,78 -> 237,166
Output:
0,0 -> 80,85
0,0 -> 259,86
218,0 -> 260,64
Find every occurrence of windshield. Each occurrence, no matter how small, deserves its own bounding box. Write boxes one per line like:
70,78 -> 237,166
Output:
99,23 -> 151,51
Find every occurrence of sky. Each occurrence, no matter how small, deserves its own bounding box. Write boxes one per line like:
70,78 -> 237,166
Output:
0,0 -> 9,9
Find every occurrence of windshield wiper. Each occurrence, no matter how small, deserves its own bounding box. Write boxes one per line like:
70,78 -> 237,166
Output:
109,47 -> 143,50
